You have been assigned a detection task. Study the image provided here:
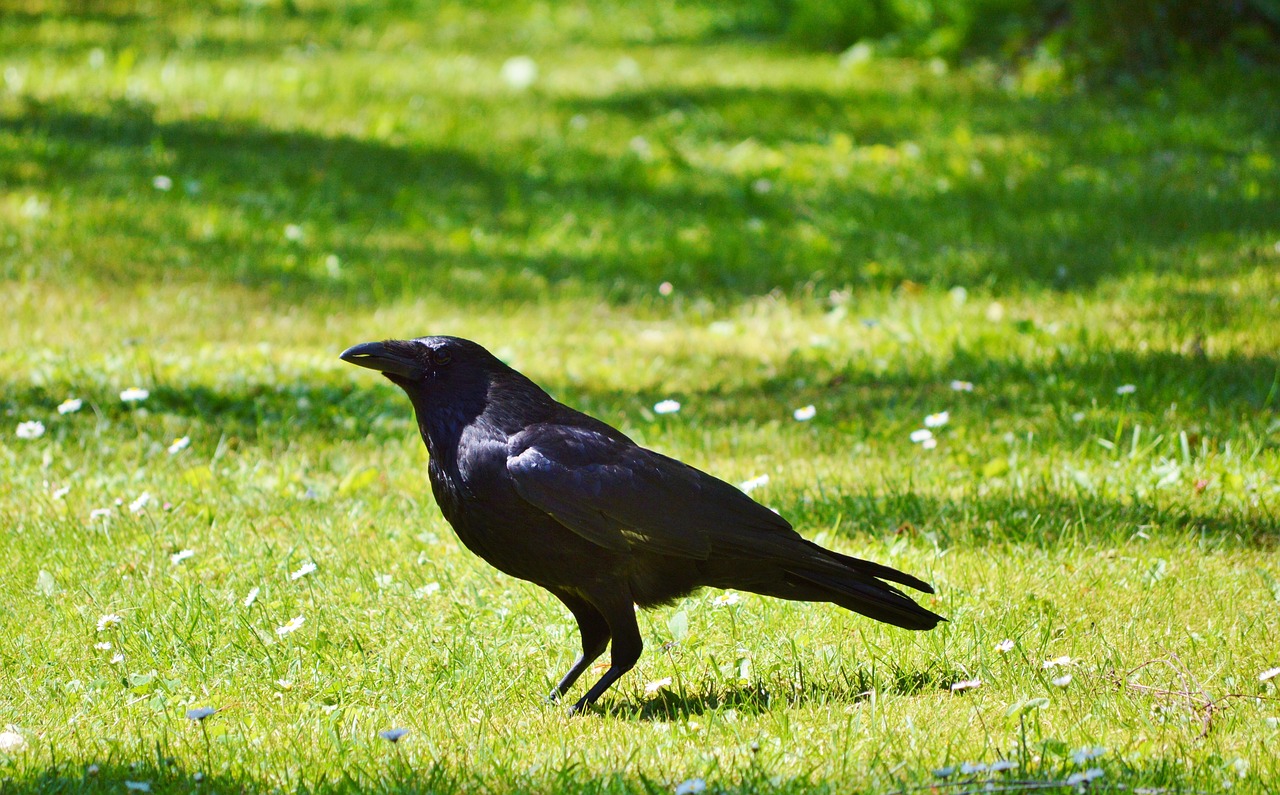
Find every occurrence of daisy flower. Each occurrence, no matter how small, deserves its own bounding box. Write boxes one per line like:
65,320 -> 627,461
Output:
129,492 -> 151,514
276,615 -> 305,636
924,411 -> 949,428
674,778 -> 706,795
1071,746 -> 1106,764
644,677 -> 672,695
738,474 -> 769,494
653,399 -> 681,415
16,421 -> 45,439
500,56 -> 538,90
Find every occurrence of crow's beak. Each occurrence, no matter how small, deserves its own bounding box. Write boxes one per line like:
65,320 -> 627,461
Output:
340,341 -> 422,380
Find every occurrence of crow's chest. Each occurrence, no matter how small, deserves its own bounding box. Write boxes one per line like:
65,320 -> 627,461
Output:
427,446 -> 545,571
426,448 -> 617,587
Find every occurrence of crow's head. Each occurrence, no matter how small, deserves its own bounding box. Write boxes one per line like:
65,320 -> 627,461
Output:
342,336 -> 553,443
340,336 -> 502,392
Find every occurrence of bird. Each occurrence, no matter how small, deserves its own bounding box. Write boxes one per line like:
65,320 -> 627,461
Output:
341,335 -> 944,712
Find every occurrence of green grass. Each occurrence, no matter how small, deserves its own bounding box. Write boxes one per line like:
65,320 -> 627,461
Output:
2,1 -> 1279,793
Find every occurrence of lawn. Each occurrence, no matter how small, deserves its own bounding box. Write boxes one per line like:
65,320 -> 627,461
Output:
2,1 -> 1279,793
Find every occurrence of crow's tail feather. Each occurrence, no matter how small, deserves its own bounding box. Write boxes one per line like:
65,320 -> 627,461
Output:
784,567 -> 945,630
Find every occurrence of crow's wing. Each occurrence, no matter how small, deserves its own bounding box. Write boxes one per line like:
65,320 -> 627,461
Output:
507,423 -> 793,559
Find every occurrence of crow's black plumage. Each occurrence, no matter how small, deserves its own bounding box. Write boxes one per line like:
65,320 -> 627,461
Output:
341,336 -> 944,711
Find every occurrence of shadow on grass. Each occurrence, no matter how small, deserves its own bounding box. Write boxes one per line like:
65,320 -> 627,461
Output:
2,342 -> 1274,546
3,64 -> 1278,305
603,659 -> 962,720
3,341 -> 1274,440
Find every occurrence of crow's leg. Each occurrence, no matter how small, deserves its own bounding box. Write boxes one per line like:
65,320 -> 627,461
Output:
548,591 -> 611,701
571,594 -> 642,714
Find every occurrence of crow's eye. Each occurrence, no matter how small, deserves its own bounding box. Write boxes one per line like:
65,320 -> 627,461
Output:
433,349 -> 452,366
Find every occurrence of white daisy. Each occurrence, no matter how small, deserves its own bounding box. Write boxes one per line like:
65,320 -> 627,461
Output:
995,639 -> 1015,653
712,592 -> 740,607
924,411 -> 950,428
500,56 -> 538,90
167,436 -> 190,455
276,615 -> 305,635
57,398 -> 83,415
96,613 -> 123,632
950,678 -> 981,692
1071,746 -> 1106,764
243,587 -> 260,607
170,549 -> 194,565
16,421 -> 45,439
0,731 -> 26,753
673,778 -> 706,795
793,405 -> 816,421
909,428 -> 933,443
1116,384 -> 1136,395
129,492 -> 151,514
1066,769 -> 1104,785
120,387 -> 149,403
644,677 -> 672,695
738,474 -> 770,494
290,561 -> 317,581
653,399 -> 681,415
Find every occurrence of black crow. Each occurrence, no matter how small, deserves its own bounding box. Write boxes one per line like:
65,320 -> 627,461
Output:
341,336 -> 943,711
